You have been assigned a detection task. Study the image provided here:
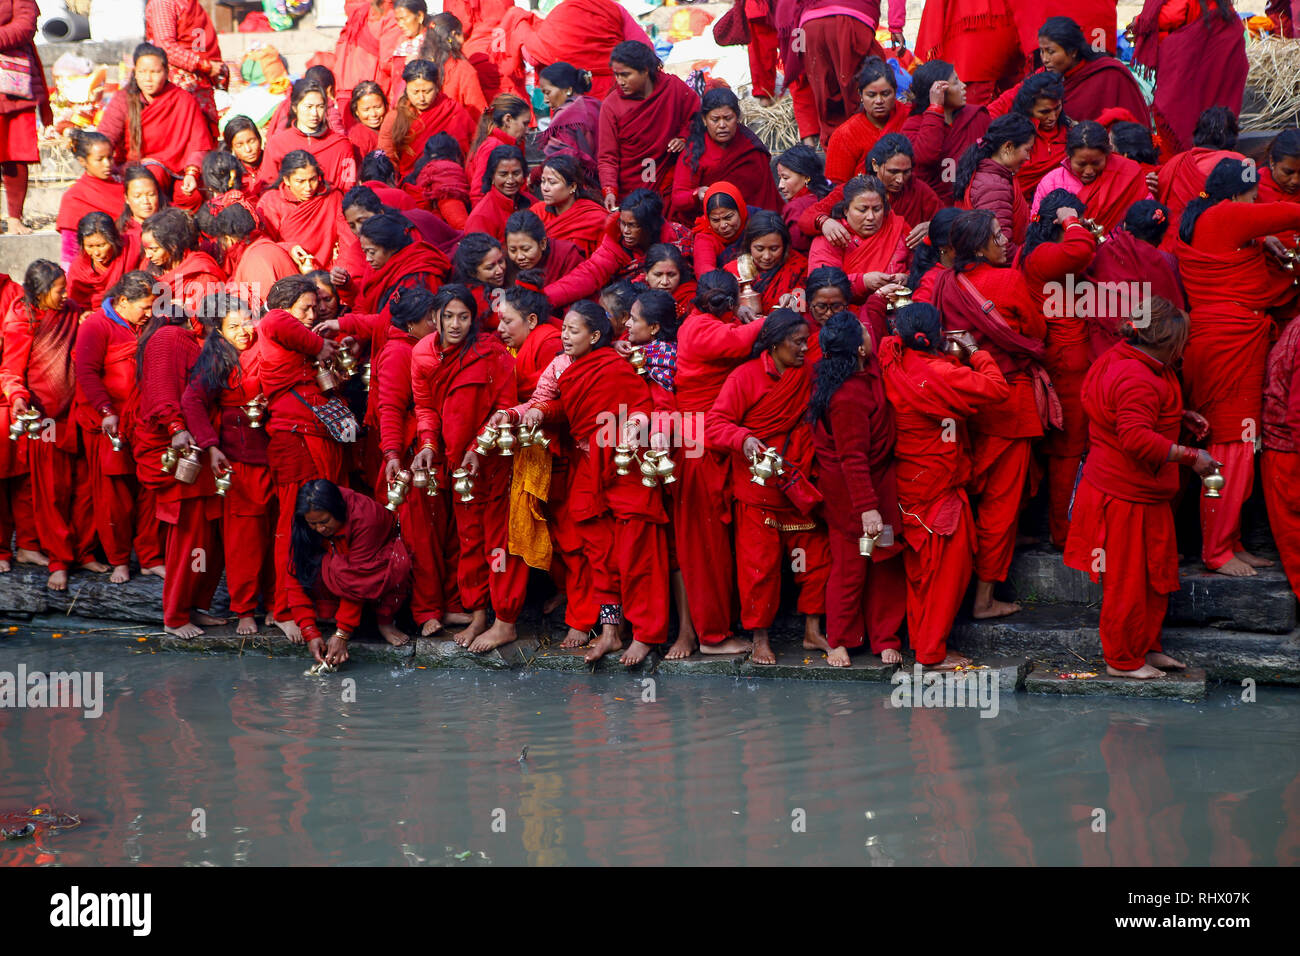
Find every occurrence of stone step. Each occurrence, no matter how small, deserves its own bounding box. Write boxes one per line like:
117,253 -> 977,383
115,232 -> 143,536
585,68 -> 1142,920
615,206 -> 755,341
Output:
1024,666 -> 1208,702
1006,548 -> 1297,634
948,605 -> 1300,684
0,562 -> 230,619
0,231 -> 64,282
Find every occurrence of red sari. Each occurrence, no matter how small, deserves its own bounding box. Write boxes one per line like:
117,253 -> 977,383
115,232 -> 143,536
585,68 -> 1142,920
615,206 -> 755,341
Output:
257,181 -> 351,269
56,173 -> 124,235
97,81 -> 214,181
1258,165 -> 1300,247
808,211 -> 909,299
1156,147 -> 1243,250
824,102 -> 910,184
596,71 -> 699,202
1078,153 -> 1152,235
724,250 -> 807,314
464,187 -> 528,242
67,234 -> 142,310
259,125 -> 360,193
379,96 -> 475,178
670,129 -> 783,222
532,198 -> 607,256
154,250 -> 226,314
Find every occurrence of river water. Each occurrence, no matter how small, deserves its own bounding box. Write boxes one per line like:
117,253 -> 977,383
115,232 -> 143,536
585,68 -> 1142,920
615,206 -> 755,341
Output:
1,632 -> 1298,866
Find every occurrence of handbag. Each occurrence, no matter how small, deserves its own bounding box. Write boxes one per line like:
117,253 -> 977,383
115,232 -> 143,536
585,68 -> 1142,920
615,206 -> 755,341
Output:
772,432 -> 823,517
712,3 -> 751,47
0,52 -> 34,99
290,389 -> 359,443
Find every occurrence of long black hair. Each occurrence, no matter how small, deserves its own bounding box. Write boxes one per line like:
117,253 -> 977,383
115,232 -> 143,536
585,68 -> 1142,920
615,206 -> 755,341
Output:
909,60 -> 953,116
750,307 -> 807,359
950,209 -> 998,273
1038,16 -> 1103,64
1179,156 -> 1259,243
954,113 -> 1035,201
389,285 -> 438,331
290,479 -> 348,589
360,150 -> 398,185
808,310 -> 867,424
634,289 -> 678,342
1011,71 -> 1067,124
906,207 -> 961,289
567,299 -> 613,349
22,260 -> 64,309
286,78 -> 329,132
693,270 -> 738,316
191,293 -> 256,393
77,211 -> 123,258
407,131 -> 463,183
202,149 -> 244,194
893,302 -> 943,354
501,269 -> 550,323
1192,106 -> 1239,150
359,210 -> 414,253
619,188 -> 665,250
1122,198 -> 1172,245
539,154 -> 603,206
124,43 -> 168,160
686,87 -> 743,169
774,144 -> 832,198
1020,188 -> 1083,264
452,232 -> 504,286
141,207 -> 198,271
806,266 -> 852,305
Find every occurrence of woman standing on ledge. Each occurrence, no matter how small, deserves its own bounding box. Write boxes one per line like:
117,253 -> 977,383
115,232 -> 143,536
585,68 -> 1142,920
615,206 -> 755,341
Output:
0,0 -> 51,234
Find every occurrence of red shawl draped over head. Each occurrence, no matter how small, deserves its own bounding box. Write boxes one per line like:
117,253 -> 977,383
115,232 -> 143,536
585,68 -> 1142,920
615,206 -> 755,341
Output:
355,240 -> 451,315
694,181 -> 751,269
1083,225 -> 1185,358
1059,56 -> 1150,126
417,159 -> 472,230
256,181 -> 350,268
67,232 -> 142,310
382,95 -> 475,179
683,129 -> 783,216
551,345 -> 661,522
1258,165 -> 1300,246
56,174 -> 125,234
532,198 -> 608,256
1079,152 -> 1151,234
157,249 -> 226,314
1018,121 -> 1068,200
1131,0 -> 1248,153
513,322 -> 562,401
18,303 -> 80,420
498,0 -> 653,100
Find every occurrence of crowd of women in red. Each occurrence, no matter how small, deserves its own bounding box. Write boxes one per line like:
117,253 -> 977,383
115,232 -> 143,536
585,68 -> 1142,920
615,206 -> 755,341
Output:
0,4 -> 1292,681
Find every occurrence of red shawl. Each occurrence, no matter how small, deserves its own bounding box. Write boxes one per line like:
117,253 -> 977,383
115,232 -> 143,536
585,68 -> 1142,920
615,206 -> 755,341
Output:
104,81 -> 214,176
931,267 -> 1045,375
464,187 -> 527,242
537,94 -> 602,175
843,211 -> 910,277
355,240 -> 451,315
1156,147 -> 1242,249
67,232 -> 142,310
1061,56 -> 1150,126
56,174 -> 125,234
680,130 -> 783,218
381,95 -> 475,177
468,127 -> 521,203
156,249 -> 226,313
261,125 -> 359,192
735,354 -> 814,473
915,0 -> 1015,65
725,250 -> 808,313
417,159 -> 471,230
1083,227 -> 1185,358
513,322 -> 562,401
334,0 -> 392,102
349,123 -> 379,155
1017,122 -> 1067,200
825,102 -> 910,184
1132,0 -> 1247,153
532,198 -> 609,256
901,104 -> 990,205
597,71 -> 699,199
1258,165 -> 1300,246
1078,153 -> 1151,234
256,181 -> 350,267
425,334 -> 516,474
499,0 -> 652,99
14,303 -> 79,420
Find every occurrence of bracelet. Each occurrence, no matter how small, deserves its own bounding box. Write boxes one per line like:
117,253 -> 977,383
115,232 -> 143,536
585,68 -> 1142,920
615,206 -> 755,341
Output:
167,420 -> 186,436
331,629 -> 351,642
814,214 -> 829,230
301,624 -> 322,643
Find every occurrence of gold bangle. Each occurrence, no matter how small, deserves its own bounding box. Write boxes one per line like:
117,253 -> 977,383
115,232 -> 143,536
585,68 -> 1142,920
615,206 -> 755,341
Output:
331,629 -> 350,642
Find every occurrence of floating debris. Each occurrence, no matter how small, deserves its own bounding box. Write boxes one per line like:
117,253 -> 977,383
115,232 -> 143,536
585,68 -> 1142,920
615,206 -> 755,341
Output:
1057,671 -> 1098,680
304,661 -> 339,676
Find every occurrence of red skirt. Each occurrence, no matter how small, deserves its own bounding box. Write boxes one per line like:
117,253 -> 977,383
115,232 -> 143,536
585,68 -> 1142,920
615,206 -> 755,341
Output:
0,108 -> 38,164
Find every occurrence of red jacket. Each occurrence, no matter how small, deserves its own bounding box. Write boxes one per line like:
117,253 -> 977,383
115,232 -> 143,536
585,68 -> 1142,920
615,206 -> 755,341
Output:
257,308 -> 331,436
962,158 -> 1029,259
0,0 -> 48,118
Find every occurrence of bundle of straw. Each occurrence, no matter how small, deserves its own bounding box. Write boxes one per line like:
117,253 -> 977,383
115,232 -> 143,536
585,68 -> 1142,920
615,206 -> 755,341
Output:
1241,36 -> 1300,131
740,93 -> 800,154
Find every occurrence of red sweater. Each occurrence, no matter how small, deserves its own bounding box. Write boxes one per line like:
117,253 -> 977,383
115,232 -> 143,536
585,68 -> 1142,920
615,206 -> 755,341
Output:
824,102 -> 910,184
180,340 -> 269,465
675,310 -> 765,415
257,308 -> 330,435
72,307 -> 138,419
901,104 -> 990,205
811,366 -> 896,537
376,331 -> 420,461
1264,310 -> 1300,454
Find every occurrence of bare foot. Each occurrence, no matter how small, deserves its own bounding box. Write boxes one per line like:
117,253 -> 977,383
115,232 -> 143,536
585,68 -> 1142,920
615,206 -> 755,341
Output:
455,611 -> 488,647
0,558 -> 9,573
924,652 -> 973,671
541,592 -> 564,615
139,564 -> 165,579
1106,663 -> 1165,679
621,639 -> 653,666
827,646 -> 851,667
109,564 -> 130,583
77,560 -> 110,573
1146,651 -> 1185,670
802,632 -> 831,653
755,95 -> 775,107
16,548 -> 48,566
273,618 -> 303,643
665,634 -> 696,660
881,647 -> 903,664
972,598 -> 1021,619
443,612 -> 472,627
1211,556 -> 1257,577
420,618 -> 443,637
584,629 -> 622,663
6,217 -> 31,235
750,633 -> 777,665
46,569 -> 67,591
192,611 -> 225,626
379,621 -> 411,646
165,622 -> 204,638
560,627 -> 591,649
468,618 -> 514,653
700,636 -> 753,655
235,616 -> 258,635
1236,550 -> 1275,568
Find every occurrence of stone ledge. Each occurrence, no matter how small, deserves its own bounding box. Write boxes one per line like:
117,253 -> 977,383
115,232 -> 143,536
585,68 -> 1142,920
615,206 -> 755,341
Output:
1024,665 -> 1208,702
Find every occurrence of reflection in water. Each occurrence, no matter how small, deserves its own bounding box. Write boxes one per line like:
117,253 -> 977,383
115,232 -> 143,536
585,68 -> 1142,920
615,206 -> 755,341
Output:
1,635 -> 1298,866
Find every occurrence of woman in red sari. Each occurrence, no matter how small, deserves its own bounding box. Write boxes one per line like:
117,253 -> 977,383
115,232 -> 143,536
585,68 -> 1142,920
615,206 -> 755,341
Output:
98,43 -> 214,210
671,88 -> 782,223
346,82 -> 388,156
537,63 -> 601,177
1065,296 -> 1216,678
1031,120 -> 1152,235
289,479 -> 414,666
0,0 -> 49,236
1175,157 -> 1300,576
881,304 -> 1009,668
673,270 -> 763,657
411,286 -> 528,654
464,146 -> 531,242
1009,72 -> 1068,200
221,116 -> 265,199
954,113 -> 1036,260
257,151 -> 352,273
1018,188 -> 1098,547
1,261 -> 105,590
810,310 -> 903,666
261,79 -> 360,195
525,300 -> 670,665
597,40 -> 698,211
181,293 -> 276,636
0,270 -> 35,574
133,295 -> 224,635
467,95 -> 529,205
692,182 -> 754,275
258,275 -> 354,641
214,205 -> 298,313
375,0 -> 432,104
67,213 -> 143,311
503,211 -> 585,288
808,175 -> 908,302
824,56 -> 910,185
57,131 -> 123,271
901,60 -> 992,205
72,271 -> 163,584
333,0 -> 394,118
419,13 -> 488,116
141,208 -> 225,315
644,243 -> 697,321
1263,303 -> 1300,604
531,155 -> 608,257
932,209 -> 1048,618
1259,130 -> 1300,248
706,309 -> 830,665
723,211 -> 807,315
379,60 -> 475,178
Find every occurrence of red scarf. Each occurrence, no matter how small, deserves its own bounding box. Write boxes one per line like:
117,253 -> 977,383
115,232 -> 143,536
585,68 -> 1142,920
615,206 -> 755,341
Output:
56,174 -> 125,233
1061,56 -> 1150,125
394,95 -> 474,175
67,232 -> 142,310
17,303 -> 80,420
156,250 -> 226,312
1018,122 -> 1067,199
531,198 -> 607,256
842,211 -> 909,276
1077,153 -> 1150,234
356,241 -> 451,314
426,335 -> 514,460
738,353 -> 815,473
689,130 -> 782,214
513,323 -> 562,401
1083,227 -> 1184,356
932,267 -> 1045,374
257,181 -> 347,266
601,72 -> 699,198
131,82 -> 215,175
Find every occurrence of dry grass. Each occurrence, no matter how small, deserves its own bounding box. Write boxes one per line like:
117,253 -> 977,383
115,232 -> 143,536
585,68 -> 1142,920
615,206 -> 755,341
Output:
1242,36 -> 1300,130
740,94 -> 800,155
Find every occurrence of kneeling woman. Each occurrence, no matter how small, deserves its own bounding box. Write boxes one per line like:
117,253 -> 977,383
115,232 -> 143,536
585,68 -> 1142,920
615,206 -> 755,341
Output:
1064,297 -> 1216,678
289,479 -> 414,666
705,308 -> 831,665
524,301 -> 670,665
